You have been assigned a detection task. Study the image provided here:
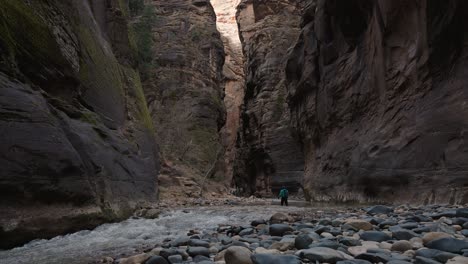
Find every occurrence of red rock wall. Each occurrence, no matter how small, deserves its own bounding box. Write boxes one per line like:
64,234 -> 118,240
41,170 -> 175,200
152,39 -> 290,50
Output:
286,0 -> 468,204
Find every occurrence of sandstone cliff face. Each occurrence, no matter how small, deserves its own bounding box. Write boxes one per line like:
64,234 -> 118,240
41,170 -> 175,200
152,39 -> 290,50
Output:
211,0 -> 244,185
0,0 -> 158,248
233,0 -> 305,195
287,0 -> 468,204
142,0 -> 226,180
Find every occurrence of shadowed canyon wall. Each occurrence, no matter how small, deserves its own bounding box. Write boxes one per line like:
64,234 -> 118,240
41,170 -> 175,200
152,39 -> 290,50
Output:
0,0 -> 158,248
211,0 -> 245,186
286,0 -> 468,204
233,0 -> 306,196
142,0 -> 226,181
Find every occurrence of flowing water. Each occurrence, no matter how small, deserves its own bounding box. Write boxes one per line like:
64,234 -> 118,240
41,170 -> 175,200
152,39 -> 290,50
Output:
0,204 -> 315,264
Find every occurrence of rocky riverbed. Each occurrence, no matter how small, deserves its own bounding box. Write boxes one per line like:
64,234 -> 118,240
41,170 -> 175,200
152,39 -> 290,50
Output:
2,203 -> 468,264
101,204 -> 468,264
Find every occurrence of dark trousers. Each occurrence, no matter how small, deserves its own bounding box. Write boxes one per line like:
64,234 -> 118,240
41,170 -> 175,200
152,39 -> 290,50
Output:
281,197 -> 288,206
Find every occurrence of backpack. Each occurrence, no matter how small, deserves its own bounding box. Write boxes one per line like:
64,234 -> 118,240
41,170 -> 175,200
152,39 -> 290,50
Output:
280,189 -> 288,198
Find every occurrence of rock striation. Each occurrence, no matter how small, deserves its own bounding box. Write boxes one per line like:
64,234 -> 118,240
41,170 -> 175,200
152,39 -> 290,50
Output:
0,0 -> 158,248
286,0 -> 468,203
233,0 -> 306,195
211,0 -> 245,186
142,0 -> 226,179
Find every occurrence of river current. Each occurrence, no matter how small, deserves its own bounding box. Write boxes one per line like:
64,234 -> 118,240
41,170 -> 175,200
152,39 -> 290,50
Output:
0,204 -> 312,264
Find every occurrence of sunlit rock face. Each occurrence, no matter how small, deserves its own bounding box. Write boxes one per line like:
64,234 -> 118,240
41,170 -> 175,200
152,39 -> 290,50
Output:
233,0 -> 306,196
212,0 -> 245,186
0,0 -> 158,248
287,0 -> 468,204
142,0 -> 226,178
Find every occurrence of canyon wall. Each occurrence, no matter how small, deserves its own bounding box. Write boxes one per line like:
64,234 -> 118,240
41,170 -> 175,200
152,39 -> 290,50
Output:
142,0 -> 226,182
233,0 -> 306,195
287,0 -> 468,204
0,0 -> 158,248
212,0 -> 244,186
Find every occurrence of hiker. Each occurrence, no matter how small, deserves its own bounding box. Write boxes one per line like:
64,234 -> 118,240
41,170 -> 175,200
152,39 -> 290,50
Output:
278,186 -> 289,206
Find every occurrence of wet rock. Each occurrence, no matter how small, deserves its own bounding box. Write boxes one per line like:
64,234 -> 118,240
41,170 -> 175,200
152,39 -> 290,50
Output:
297,247 -> 353,263
187,247 -> 211,257
414,256 -> 442,264
224,246 -> 252,264
269,224 -> 293,236
167,255 -> 183,264
160,249 -> 179,259
145,256 -> 169,264
189,239 -> 210,248
399,223 -> 419,230
380,220 -> 398,228
171,236 -> 191,247
422,232 -> 452,245
426,237 -> 468,253
309,240 -> 341,250
456,209 -> 468,218
360,231 -> 392,242
414,226 -> 432,234
239,228 -> 254,236
251,254 -> 301,264
391,241 -> 413,252
339,238 -> 361,247
415,248 -> 458,263
392,228 -> 419,240
295,234 -> 314,249
366,206 -> 394,215
193,255 -> 212,263
251,220 -> 266,227
431,210 -> 457,219
355,252 -> 392,263
346,220 -> 373,231
463,222 -> 468,229
270,213 -> 290,224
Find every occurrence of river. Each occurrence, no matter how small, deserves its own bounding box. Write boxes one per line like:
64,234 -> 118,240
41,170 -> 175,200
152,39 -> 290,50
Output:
0,204 -> 318,264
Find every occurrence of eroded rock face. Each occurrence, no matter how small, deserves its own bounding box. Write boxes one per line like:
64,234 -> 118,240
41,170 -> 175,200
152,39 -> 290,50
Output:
233,0 -> 305,195
286,0 -> 468,203
143,0 -> 226,179
0,0 -> 158,248
212,0 -> 245,186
